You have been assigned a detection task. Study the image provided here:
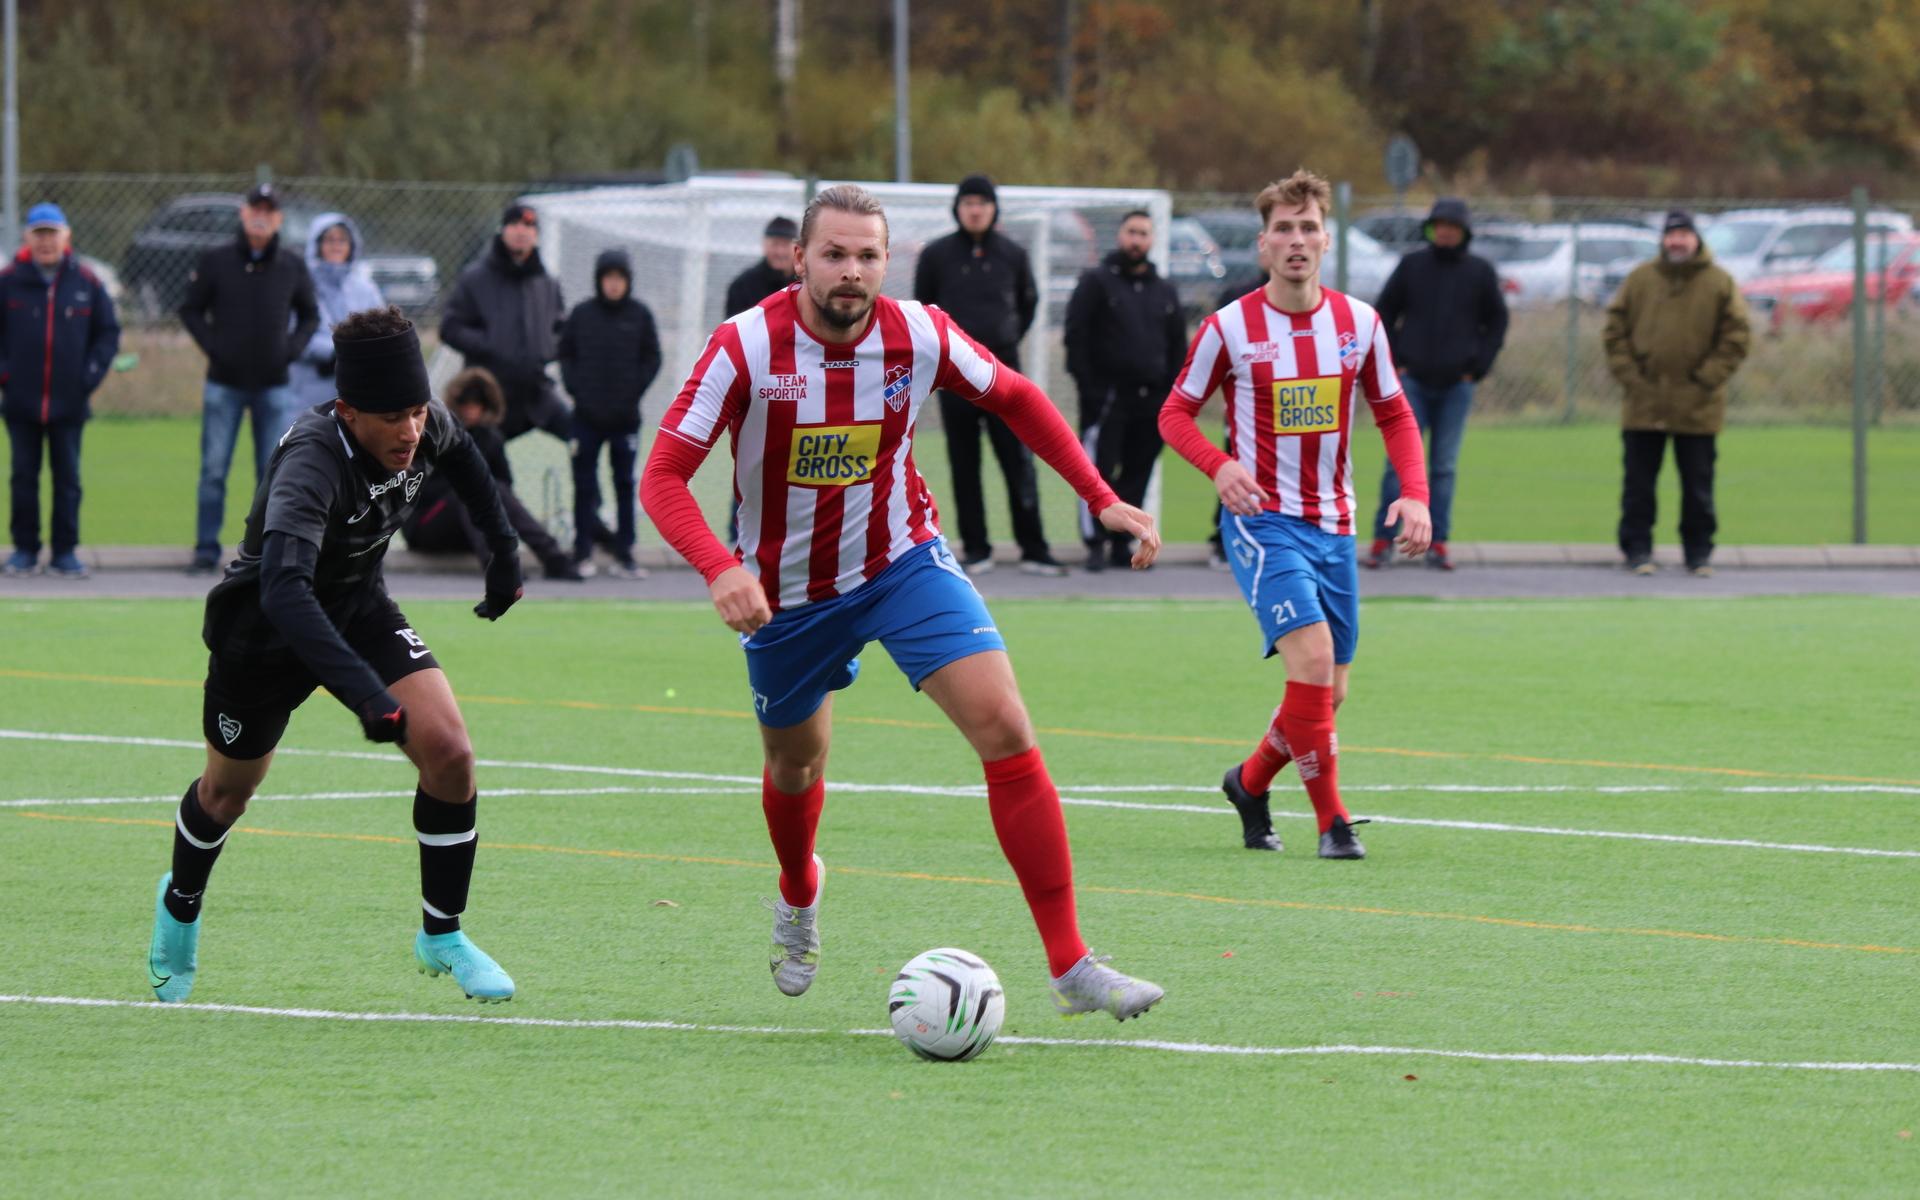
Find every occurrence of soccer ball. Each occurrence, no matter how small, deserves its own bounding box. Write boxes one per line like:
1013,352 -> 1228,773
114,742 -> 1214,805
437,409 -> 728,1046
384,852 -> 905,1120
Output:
888,947 -> 1006,1062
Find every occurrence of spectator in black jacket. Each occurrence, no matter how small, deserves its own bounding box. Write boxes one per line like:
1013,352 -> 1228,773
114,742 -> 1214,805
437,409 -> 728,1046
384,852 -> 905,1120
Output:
2,203 -> 121,578
179,183 -> 320,572
440,204 -> 569,443
1064,210 -> 1186,571
724,216 -> 798,317
559,249 -> 661,578
912,174 -> 1063,575
1366,196 -> 1507,571
402,367 -> 583,581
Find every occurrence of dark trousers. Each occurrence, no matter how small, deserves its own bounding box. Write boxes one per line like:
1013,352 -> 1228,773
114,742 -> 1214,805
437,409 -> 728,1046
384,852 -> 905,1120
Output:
8,419 -> 84,556
502,383 -> 573,443
938,389 -> 1048,562
405,479 -> 566,567
572,420 -> 640,561
1087,390 -> 1163,550
1619,430 -> 1717,565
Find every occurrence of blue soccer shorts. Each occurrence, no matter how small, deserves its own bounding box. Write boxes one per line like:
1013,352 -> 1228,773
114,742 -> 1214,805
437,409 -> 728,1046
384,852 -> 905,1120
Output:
741,538 -> 1007,728
1220,508 -> 1360,664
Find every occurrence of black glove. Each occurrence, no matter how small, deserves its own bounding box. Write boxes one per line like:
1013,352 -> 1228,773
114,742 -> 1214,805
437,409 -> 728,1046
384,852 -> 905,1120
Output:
475,540 -> 523,621
355,691 -> 408,745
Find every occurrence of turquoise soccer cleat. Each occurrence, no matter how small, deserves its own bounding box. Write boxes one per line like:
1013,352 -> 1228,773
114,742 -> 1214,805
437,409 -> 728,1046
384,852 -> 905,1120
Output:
414,929 -> 515,1002
147,873 -> 200,1003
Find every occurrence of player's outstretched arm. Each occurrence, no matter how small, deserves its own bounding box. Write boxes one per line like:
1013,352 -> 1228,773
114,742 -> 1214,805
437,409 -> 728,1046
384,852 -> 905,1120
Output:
640,429 -> 768,629
1158,392 -> 1268,516
1095,502 -> 1161,569
1369,391 -> 1432,558
257,531 -> 409,744
439,428 -> 523,620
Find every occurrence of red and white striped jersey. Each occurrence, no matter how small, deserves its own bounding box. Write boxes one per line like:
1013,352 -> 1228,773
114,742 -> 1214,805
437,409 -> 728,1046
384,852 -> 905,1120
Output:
1170,288 -> 1404,535
655,287 -> 997,611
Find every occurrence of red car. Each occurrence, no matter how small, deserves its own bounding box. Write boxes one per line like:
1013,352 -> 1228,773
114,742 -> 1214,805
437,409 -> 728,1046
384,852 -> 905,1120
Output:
1742,233 -> 1920,325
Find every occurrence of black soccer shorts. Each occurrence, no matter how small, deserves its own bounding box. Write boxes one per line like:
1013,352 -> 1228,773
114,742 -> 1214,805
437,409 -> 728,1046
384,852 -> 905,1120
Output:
201,595 -> 442,760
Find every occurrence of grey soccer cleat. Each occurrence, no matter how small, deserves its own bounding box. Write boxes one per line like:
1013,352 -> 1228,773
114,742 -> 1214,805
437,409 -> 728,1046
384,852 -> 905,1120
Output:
1221,766 -> 1282,851
1318,816 -> 1368,860
1050,953 -> 1165,1021
767,854 -> 823,997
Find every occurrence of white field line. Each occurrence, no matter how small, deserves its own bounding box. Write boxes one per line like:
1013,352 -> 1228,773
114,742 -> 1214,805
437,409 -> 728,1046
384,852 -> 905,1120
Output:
4,728 -> 1916,859
0,786 -> 761,809
3,994 -> 1915,1075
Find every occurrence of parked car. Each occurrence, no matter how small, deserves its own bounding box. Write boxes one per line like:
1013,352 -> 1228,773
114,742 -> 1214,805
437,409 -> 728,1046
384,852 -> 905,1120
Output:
1352,209 -> 1429,256
1703,207 -> 1914,284
122,193 -> 441,319
1476,222 -> 1660,307
1167,216 -> 1227,318
1740,233 -> 1920,325
1188,207 -> 1263,283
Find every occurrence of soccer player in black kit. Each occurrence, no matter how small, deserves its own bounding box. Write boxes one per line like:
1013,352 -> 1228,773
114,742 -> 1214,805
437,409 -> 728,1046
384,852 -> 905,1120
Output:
147,306 -> 526,1004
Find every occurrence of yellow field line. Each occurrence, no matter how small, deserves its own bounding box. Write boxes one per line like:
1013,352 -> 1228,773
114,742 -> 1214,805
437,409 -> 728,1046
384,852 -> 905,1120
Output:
5,664 -> 1917,787
19,810 -> 1913,958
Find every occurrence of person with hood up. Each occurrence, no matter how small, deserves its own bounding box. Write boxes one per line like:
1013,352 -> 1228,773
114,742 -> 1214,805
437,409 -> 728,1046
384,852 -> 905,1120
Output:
290,213 -> 386,411
1365,197 -> 1508,571
558,248 -> 662,578
1063,209 -> 1187,571
1603,210 -> 1750,577
439,203 -> 569,443
913,174 -> 1064,576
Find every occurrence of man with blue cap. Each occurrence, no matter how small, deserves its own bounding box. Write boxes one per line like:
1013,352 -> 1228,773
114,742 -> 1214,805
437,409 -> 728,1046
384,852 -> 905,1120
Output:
1,202 -> 121,578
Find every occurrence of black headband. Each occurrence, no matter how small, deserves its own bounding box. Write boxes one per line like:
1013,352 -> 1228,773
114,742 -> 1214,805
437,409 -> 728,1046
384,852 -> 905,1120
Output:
334,325 -> 432,413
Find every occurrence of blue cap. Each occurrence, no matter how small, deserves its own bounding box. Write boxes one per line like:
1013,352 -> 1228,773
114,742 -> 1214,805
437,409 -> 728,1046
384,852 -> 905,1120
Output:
25,202 -> 68,231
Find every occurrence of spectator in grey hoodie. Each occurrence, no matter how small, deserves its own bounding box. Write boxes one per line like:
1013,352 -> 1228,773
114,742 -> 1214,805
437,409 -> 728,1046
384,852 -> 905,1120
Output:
290,213 -> 386,411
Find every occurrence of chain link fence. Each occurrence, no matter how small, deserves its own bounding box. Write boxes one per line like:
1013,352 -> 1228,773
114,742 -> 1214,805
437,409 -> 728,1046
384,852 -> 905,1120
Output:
1177,189 -> 1920,426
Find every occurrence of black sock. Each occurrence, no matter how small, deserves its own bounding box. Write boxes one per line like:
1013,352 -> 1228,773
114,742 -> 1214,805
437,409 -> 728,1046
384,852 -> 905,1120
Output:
165,779 -> 233,923
415,787 -> 477,935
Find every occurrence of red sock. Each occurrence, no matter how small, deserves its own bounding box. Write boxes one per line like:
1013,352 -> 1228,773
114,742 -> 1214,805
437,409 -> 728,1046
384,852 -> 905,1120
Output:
1277,681 -> 1349,833
761,770 -> 824,907
1238,705 -> 1293,794
983,747 -> 1087,977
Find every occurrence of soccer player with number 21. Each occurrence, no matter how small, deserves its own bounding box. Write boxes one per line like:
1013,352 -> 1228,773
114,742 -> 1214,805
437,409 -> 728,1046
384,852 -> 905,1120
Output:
1160,170 -> 1433,861
642,184 -> 1165,1021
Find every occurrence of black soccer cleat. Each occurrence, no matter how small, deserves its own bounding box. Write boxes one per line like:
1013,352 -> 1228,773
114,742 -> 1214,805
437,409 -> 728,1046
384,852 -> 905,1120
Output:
1317,816 -> 1369,860
1221,766 -> 1282,852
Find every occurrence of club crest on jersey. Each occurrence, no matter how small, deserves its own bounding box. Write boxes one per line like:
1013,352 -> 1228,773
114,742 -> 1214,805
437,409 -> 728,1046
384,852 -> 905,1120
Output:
882,364 -> 912,411
758,374 -> 808,402
1337,330 -> 1363,367
1271,376 -> 1342,434
787,423 -> 882,485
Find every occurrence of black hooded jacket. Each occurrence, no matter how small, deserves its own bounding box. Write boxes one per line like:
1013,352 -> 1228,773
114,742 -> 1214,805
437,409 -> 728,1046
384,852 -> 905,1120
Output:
725,259 -> 796,318
557,249 -> 662,432
1373,197 -> 1509,387
439,235 -> 566,407
912,194 -> 1038,362
1063,250 -> 1187,403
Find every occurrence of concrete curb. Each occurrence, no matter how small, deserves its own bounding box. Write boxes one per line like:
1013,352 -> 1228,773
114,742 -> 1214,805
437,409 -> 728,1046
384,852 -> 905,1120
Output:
42,540 -> 1920,576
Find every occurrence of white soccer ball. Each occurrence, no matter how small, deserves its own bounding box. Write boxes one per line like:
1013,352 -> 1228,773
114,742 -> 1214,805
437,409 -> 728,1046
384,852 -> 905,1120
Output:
888,947 -> 1006,1062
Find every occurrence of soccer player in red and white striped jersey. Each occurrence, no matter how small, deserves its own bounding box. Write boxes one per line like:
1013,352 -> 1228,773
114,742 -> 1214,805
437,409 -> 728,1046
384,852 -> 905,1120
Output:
1160,170 -> 1433,860
641,184 -> 1165,1021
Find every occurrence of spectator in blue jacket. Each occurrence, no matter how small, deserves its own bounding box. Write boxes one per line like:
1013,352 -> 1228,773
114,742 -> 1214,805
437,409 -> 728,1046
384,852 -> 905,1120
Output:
290,212 -> 385,410
2,203 -> 120,578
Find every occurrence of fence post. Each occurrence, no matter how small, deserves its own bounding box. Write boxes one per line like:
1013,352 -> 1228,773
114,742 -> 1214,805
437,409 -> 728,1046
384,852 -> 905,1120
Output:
1334,181 -> 1350,293
1872,225 -> 1887,425
1849,186 -> 1868,544
1563,220 -> 1581,422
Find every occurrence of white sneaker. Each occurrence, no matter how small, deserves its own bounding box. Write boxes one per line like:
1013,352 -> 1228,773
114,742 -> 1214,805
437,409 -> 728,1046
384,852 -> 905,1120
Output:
1049,952 -> 1165,1021
766,855 -> 823,996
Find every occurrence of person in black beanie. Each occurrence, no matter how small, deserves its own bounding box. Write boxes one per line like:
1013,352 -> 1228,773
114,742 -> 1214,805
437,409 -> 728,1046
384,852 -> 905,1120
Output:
725,215 -> 799,317
914,174 -> 1064,575
560,248 -> 662,577
147,305 -> 525,1008
440,203 -> 570,443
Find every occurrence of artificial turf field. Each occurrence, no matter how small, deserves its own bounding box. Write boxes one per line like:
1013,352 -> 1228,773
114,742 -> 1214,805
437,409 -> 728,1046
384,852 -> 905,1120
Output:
2,593 -> 1916,1196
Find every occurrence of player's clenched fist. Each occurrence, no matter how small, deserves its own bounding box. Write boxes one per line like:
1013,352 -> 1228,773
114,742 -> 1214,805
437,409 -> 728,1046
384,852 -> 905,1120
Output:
1096,502 -> 1161,569
708,565 -> 772,634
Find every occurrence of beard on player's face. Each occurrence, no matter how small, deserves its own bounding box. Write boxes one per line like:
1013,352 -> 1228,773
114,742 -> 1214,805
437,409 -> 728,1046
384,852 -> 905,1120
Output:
810,278 -> 874,330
